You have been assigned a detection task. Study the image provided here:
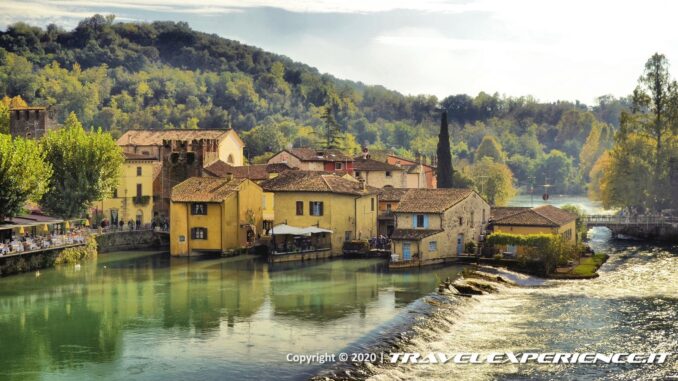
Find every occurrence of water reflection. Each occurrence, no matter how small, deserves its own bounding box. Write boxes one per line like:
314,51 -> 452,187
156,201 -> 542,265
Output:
0,252 -> 465,380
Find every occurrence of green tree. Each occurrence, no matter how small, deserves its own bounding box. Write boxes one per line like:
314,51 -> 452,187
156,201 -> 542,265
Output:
465,157 -> 516,205
535,149 -> 578,194
40,112 -> 123,218
0,135 -> 52,221
436,110 -> 454,188
475,134 -> 505,162
620,53 -> 678,209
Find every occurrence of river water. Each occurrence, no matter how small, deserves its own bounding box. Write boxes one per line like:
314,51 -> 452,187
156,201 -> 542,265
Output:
0,196 -> 675,380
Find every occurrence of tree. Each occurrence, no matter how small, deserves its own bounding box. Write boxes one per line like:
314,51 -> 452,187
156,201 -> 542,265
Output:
475,134 -> 505,162
0,135 -> 52,221
465,157 -> 516,205
0,96 -> 9,134
39,112 -> 123,218
535,149 -> 579,194
620,53 -> 678,209
436,110 -> 454,188
321,104 -> 342,149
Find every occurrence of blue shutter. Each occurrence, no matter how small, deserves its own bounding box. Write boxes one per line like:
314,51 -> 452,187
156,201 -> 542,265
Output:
412,215 -> 416,228
424,215 -> 429,228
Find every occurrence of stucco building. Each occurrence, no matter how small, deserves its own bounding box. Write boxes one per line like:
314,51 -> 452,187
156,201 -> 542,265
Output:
169,177 -> 264,257
260,171 -> 379,256
116,129 -> 245,217
390,188 -> 490,267
267,148 -> 354,174
93,152 -> 155,226
488,205 -> 577,255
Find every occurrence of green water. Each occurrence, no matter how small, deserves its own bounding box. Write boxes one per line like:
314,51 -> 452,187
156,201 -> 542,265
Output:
0,253 -> 465,380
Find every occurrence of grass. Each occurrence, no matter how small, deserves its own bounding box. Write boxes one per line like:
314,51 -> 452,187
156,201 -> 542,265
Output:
562,253 -> 608,278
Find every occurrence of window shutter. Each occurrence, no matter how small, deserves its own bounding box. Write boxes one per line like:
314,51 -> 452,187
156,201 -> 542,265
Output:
424,215 -> 429,228
412,215 -> 416,228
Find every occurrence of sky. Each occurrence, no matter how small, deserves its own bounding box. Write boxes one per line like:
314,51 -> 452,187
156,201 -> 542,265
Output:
2,0 -> 678,103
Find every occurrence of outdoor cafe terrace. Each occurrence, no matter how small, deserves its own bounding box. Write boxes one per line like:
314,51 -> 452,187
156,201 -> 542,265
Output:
0,214 -> 88,257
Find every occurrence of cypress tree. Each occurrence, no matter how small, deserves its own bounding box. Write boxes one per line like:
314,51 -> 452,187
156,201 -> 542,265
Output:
437,110 -> 454,188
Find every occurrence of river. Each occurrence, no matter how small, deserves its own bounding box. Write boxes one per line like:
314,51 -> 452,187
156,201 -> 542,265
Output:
0,196 -> 675,380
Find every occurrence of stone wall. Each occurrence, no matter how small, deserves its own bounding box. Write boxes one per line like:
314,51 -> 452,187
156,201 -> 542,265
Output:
95,230 -> 170,253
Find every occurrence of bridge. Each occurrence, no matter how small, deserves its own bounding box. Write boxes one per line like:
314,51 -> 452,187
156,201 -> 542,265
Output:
584,214 -> 678,241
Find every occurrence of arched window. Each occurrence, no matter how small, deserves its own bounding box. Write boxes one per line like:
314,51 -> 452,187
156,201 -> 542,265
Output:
227,154 -> 234,164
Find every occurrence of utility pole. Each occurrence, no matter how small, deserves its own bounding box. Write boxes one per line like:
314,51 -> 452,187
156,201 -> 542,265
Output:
528,175 -> 535,207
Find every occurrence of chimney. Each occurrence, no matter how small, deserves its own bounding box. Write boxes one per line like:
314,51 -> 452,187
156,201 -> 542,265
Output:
362,147 -> 369,160
225,172 -> 234,181
358,177 -> 366,190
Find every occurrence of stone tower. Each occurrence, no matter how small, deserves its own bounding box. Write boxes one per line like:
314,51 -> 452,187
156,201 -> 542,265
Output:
9,107 -> 54,139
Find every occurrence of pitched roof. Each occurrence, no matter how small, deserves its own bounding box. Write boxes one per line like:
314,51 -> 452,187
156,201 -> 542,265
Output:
353,157 -> 402,172
203,160 -> 294,180
260,171 -> 378,196
390,228 -> 443,240
117,129 -> 239,146
379,188 -> 410,202
282,148 -> 354,162
490,207 -> 529,221
492,205 -> 577,227
396,188 -> 474,213
171,177 -> 248,202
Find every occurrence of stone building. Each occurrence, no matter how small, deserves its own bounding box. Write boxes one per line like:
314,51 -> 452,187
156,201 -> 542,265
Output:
9,107 -> 54,139
390,188 -> 490,267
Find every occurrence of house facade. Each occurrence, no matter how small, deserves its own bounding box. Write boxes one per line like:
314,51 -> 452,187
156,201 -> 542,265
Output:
353,157 -> 407,188
489,205 -> 577,255
116,129 -> 245,217
93,152 -> 155,226
261,171 -> 379,255
390,189 -> 490,267
169,177 -> 264,256
386,154 -> 437,188
377,188 -> 409,237
267,148 -> 354,174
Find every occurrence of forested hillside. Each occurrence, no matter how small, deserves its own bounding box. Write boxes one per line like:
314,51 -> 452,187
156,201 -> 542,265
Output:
0,15 -> 630,194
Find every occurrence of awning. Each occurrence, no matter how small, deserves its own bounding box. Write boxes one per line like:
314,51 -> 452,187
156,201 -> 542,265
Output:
271,224 -> 333,236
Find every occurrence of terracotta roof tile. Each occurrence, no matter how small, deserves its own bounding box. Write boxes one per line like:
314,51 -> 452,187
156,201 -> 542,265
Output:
204,160 -> 294,180
261,171 -> 378,195
283,148 -> 354,162
391,228 -> 442,240
490,207 -> 529,221
117,129 -> 235,146
492,205 -> 577,227
353,157 -> 402,172
171,177 -> 247,202
379,188 -> 410,202
396,188 -> 474,213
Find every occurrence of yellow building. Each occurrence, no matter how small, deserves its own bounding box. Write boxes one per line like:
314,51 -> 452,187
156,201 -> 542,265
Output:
169,177 -> 264,256
261,171 -> 379,256
489,205 -> 578,255
93,152 -> 155,226
390,189 -> 490,267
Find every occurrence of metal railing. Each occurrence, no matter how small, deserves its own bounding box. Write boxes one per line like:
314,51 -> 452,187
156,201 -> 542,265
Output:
584,214 -> 675,226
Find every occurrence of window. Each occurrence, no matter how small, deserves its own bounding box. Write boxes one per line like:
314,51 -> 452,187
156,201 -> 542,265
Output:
482,209 -> 486,224
191,227 -> 208,240
227,154 -> 234,164
191,203 -> 207,215
416,214 -> 425,228
386,203 -> 392,212
296,201 -> 304,215
335,162 -> 343,170
371,198 -> 375,211
310,201 -> 324,216
112,188 -> 118,198
344,231 -> 353,241
459,217 -> 464,226
385,171 -> 392,177
136,184 -> 142,198
136,166 -> 142,176
428,241 -> 437,252
355,171 -> 361,178
470,211 -> 475,228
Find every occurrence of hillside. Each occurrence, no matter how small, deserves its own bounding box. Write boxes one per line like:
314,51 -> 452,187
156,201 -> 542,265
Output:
0,15 -> 630,194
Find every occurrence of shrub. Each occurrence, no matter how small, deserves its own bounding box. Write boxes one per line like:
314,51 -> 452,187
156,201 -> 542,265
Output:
493,253 -> 503,260
55,236 -> 98,265
465,241 -> 477,254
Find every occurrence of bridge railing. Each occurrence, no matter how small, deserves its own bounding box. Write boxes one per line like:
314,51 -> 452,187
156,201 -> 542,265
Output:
584,214 -> 673,225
